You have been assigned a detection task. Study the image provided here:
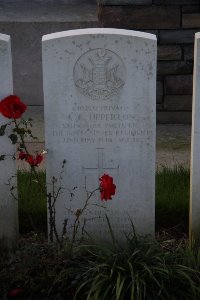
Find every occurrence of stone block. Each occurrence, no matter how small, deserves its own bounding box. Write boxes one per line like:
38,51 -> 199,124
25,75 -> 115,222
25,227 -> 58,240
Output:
0,21 -> 98,106
99,0 -> 152,4
164,95 -> 192,111
164,75 -> 192,95
157,81 -> 163,103
182,6 -> 200,13
157,75 -> 164,81
156,103 -> 163,111
157,61 -> 193,76
99,6 -> 180,29
160,29 -> 197,44
182,14 -> 200,28
158,45 -> 182,60
154,0 -> 199,4
184,45 -> 194,61
157,111 -> 191,124
0,0 -> 94,3
0,2 -> 98,105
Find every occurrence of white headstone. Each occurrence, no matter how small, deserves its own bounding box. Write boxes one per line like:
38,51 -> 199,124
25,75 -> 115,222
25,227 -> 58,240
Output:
43,28 -> 156,241
0,34 -> 18,247
190,32 -> 200,243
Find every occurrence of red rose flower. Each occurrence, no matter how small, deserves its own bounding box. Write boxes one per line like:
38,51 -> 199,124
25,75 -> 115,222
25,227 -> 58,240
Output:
26,154 -> 34,166
18,151 -> 27,160
99,174 -> 116,201
34,154 -> 43,166
26,153 -> 43,167
0,95 -> 27,119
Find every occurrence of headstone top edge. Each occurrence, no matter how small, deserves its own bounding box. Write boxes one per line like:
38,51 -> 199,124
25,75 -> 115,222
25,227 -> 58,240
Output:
42,28 -> 157,43
0,33 -> 10,42
195,32 -> 200,39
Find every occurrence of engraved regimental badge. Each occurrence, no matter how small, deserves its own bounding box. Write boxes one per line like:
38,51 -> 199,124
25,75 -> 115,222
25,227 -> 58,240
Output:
73,48 -> 126,101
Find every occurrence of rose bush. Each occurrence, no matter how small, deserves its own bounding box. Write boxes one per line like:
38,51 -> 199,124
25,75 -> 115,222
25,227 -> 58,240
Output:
0,94 -> 117,243
0,95 -> 44,167
0,95 -> 27,119
99,174 -> 116,201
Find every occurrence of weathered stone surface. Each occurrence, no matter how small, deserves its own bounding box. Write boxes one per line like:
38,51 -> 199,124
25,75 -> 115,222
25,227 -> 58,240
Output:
157,111 -> 191,124
160,29 -> 197,44
182,14 -> 200,28
154,0 -> 199,4
164,75 -> 192,95
184,45 -> 194,61
157,81 -> 163,103
99,6 -> 180,29
164,95 -> 192,111
157,61 -> 193,76
190,32 -> 200,241
43,28 -> 157,241
0,33 -> 18,247
99,0 -> 152,4
158,45 -> 182,61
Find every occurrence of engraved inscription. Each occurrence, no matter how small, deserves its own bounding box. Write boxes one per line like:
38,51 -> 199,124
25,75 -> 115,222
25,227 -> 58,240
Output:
52,103 -> 153,145
74,48 -> 126,100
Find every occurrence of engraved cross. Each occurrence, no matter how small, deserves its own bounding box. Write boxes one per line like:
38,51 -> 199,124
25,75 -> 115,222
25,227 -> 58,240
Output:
83,148 -> 119,187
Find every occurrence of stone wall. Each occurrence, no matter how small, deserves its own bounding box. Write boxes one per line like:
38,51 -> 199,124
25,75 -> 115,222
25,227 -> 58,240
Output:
0,1 -> 98,110
98,0 -> 200,123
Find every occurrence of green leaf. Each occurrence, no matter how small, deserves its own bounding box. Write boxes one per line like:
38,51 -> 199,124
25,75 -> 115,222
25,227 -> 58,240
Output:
105,214 -> 116,247
116,273 -> 125,300
0,124 -> 7,136
0,155 -> 5,161
9,133 -> 18,144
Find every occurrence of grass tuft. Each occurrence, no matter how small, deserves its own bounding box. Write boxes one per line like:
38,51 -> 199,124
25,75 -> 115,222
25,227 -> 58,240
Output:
17,170 -> 47,234
156,165 -> 189,232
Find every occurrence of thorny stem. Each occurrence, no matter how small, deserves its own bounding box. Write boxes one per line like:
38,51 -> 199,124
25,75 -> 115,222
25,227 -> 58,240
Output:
14,119 -> 44,231
47,193 -> 53,242
52,177 -> 60,242
14,119 -> 45,193
71,188 -> 99,246
46,161 -> 66,242
14,119 -> 29,154
47,190 -> 59,243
